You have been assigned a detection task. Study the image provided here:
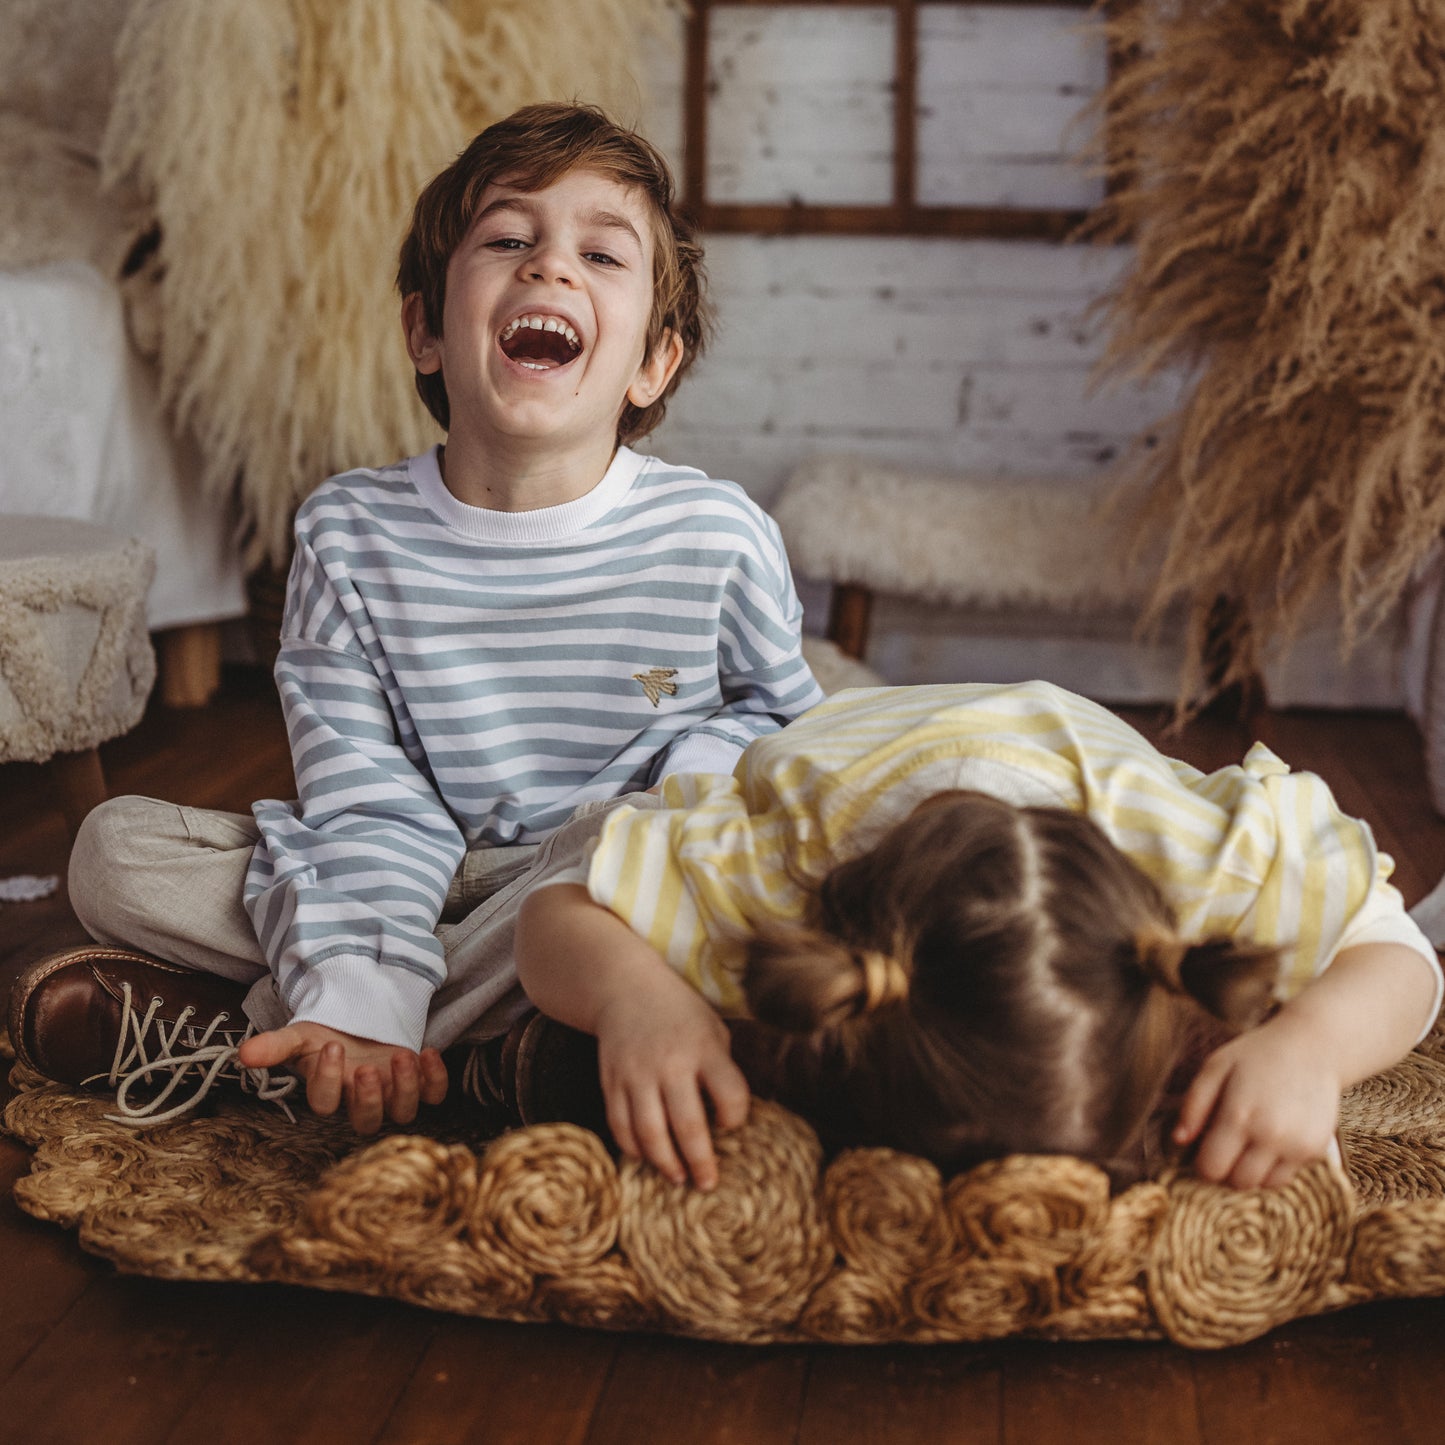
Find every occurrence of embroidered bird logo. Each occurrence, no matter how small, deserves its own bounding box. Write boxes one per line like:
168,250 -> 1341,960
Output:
633,667 -> 679,707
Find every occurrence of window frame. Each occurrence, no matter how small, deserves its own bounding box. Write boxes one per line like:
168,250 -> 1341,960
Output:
682,0 -> 1109,239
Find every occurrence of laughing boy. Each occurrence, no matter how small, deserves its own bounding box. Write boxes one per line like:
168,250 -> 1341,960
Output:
15,104 -> 822,1136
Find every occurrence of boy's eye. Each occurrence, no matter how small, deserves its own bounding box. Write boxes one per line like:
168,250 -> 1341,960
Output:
487,237 -> 528,251
585,251 -> 621,267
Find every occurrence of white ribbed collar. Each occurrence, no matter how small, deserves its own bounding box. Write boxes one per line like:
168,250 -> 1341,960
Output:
407,445 -> 646,542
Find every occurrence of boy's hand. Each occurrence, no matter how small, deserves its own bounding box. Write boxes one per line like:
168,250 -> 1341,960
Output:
1173,1014 -> 1342,1190
237,1022 -> 449,1134
593,983 -> 750,1192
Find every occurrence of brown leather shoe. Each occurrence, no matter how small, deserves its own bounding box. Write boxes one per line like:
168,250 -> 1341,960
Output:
8,946 -> 297,1124
453,1011 -> 609,1139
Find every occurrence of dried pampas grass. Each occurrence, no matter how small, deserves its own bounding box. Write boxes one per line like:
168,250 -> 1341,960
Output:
1086,0 -> 1445,706
102,0 -> 680,567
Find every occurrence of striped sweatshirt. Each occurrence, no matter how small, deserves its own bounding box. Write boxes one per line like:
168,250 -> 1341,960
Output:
572,681 -> 1440,1026
243,445 -> 824,1048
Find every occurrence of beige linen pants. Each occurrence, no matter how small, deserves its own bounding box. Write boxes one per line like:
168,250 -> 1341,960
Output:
67,793 -> 648,1050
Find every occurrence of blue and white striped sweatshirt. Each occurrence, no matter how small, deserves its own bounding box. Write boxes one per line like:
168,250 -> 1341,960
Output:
242,445 -> 824,1049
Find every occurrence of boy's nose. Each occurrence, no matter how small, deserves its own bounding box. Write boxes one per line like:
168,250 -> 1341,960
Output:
522,248 -> 574,287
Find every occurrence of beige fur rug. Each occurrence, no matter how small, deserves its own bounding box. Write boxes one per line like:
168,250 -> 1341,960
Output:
6,1014 -> 1445,1348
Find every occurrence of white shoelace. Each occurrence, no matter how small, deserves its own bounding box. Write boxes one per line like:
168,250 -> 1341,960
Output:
85,982 -> 299,1126
459,1045 -> 507,1110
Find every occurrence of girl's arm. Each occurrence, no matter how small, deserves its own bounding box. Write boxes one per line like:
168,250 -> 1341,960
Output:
514,884 -> 750,1190
1175,942 -> 1440,1188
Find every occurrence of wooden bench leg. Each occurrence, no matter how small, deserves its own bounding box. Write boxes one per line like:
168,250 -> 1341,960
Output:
49,746 -> 107,839
827,583 -> 874,661
158,622 -> 223,708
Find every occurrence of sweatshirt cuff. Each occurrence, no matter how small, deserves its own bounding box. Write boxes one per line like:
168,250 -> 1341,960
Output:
657,731 -> 746,781
282,952 -> 436,1052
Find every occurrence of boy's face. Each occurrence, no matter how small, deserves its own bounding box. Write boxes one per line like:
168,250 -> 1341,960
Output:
404,168 -> 682,456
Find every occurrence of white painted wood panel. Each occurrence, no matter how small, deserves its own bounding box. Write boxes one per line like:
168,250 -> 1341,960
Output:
700,232 -> 1136,300
917,4 -> 1107,209
918,4 -> 1104,88
652,235 -> 1179,505
673,359 -> 1174,454
706,6 -> 896,205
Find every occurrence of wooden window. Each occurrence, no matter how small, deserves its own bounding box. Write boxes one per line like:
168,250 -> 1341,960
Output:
683,0 -> 1105,239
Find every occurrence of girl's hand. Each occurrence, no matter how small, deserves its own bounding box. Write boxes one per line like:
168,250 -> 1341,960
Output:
238,1022 -> 449,1133
593,984 -> 750,1191
516,883 -> 751,1191
1173,1014 -> 1342,1190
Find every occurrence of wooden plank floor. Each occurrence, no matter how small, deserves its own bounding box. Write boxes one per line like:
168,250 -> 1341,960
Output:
3,668 -> 1445,1445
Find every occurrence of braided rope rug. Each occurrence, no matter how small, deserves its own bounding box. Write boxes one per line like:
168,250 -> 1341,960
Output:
5,1019 -> 1445,1349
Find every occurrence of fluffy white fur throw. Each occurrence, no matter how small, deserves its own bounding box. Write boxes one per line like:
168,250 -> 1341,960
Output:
772,456 -> 1158,614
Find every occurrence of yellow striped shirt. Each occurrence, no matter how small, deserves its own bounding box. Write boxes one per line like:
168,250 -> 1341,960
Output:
583,681 -> 1404,1014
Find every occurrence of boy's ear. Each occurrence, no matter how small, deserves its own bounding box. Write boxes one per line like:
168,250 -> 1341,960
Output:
626,329 -> 685,409
402,293 -> 443,374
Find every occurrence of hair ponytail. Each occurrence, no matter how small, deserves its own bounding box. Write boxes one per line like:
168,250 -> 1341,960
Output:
1133,928 -> 1281,1033
1133,928 -> 1189,991
743,926 -> 911,1034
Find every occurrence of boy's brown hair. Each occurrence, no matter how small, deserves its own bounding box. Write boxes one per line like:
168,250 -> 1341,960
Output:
397,102 -> 710,444
732,791 -> 1281,1181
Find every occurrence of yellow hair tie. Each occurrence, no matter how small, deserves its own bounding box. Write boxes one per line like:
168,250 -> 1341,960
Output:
860,950 -> 910,1011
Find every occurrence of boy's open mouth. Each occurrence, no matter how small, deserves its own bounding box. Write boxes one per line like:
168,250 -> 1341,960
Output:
499,313 -> 583,370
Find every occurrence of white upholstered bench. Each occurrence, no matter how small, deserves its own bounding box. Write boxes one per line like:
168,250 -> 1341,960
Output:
772,454 -> 1156,668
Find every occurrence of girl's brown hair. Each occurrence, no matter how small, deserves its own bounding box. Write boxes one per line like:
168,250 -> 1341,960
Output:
733,791 -> 1281,1179
396,102 -> 710,444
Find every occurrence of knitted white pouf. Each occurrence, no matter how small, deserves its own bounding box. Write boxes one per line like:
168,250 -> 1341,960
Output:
0,515 -> 155,824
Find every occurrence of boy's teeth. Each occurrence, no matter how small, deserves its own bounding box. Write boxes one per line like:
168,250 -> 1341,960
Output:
500,314 -> 581,349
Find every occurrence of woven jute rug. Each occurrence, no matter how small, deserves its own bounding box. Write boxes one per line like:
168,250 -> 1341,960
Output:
6,1019 -> 1445,1349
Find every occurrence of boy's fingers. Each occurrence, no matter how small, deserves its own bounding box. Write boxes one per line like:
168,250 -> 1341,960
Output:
388,1052 -> 421,1125
629,1089 -> 687,1186
663,1080 -> 719,1191
238,1026 -> 304,1071
419,1047 -> 449,1106
307,1040 -> 345,1117
348,1065 -> 386,1135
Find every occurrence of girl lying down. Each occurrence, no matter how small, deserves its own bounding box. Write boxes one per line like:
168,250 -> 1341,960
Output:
516,681 -> 1442,1192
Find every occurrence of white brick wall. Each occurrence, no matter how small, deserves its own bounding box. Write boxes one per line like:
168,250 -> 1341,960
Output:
658,237 -> 1184,499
